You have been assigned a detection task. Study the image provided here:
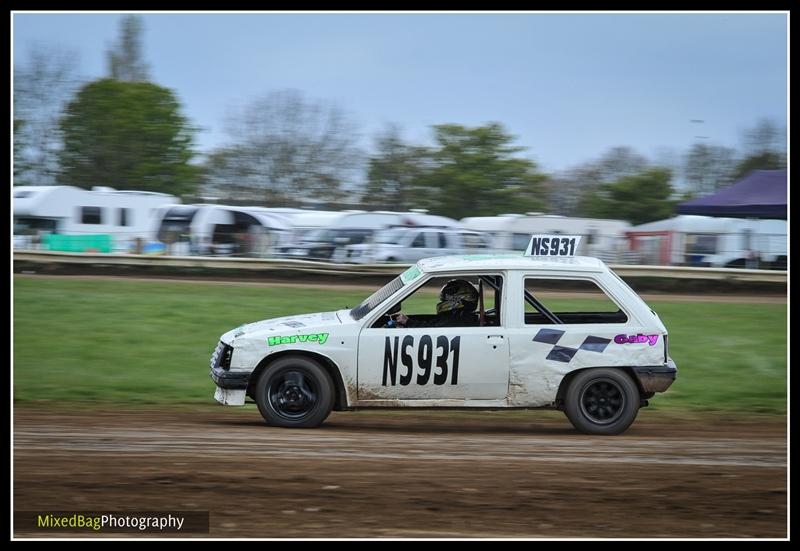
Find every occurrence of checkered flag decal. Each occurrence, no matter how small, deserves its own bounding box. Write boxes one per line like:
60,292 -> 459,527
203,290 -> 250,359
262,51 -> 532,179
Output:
532,329 -> 611,363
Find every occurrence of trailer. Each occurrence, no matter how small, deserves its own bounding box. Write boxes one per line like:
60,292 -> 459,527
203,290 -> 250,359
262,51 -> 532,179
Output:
460,214 -> 630,262
626,215 -> 787,269
13,186 -> 178,252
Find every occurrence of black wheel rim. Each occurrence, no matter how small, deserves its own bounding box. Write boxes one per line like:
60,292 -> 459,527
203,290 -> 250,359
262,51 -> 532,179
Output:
579,378 -> 625,425
266,369 -> 319,420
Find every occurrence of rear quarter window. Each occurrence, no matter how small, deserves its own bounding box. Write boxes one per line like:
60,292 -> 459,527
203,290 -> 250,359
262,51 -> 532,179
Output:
524,277 -> 628,325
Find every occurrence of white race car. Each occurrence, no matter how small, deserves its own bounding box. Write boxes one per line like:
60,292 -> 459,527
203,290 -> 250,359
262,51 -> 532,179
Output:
210,235 -> 677,435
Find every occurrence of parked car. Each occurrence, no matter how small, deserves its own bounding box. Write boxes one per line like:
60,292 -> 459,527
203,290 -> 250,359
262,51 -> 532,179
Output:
278,211 -> 463,262
343,227 -> 492,263
278,228 -> 375,261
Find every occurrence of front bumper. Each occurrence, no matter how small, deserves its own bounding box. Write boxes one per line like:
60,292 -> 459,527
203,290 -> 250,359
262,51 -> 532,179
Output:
210,366 -> 249,406
209,341 -> 248,389
209,341 -> 249,406
210,366 -> 249,390
632,358 -> 677,394
214,385 -> 247,406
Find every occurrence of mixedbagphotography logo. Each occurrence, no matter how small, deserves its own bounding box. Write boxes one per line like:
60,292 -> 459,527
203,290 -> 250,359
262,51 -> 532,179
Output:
15,511 -> 209,535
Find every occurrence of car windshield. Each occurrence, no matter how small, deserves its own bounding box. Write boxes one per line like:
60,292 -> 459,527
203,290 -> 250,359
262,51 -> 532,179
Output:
374,229 -> 406,245
349,265 -> 423,320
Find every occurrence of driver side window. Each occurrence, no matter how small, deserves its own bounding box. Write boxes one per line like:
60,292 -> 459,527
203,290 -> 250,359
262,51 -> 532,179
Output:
371,274 -> 504,329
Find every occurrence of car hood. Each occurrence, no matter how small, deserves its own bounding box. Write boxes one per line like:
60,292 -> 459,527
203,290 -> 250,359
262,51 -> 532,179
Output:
221,310 -> 345,343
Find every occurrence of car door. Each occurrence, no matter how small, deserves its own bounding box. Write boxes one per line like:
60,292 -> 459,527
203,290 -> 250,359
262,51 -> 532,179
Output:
356,273 -> 510,403
506,272 -> 642,407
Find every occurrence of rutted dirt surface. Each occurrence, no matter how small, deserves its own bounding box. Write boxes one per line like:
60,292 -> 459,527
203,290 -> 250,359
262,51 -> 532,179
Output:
14,407 -> 787,538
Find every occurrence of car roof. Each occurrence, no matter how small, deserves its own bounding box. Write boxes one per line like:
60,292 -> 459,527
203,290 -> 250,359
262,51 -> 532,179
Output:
417,253 -> 607,273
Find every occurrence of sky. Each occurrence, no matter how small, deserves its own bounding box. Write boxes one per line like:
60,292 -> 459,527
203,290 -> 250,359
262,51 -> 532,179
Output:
12,11 -> 788,174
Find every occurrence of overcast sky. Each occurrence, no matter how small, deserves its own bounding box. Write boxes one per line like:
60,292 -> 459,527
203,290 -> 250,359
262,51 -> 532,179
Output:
12,11 -> 788,173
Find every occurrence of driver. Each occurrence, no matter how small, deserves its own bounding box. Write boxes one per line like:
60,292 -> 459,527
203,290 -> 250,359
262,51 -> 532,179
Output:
389,279 -> 481,328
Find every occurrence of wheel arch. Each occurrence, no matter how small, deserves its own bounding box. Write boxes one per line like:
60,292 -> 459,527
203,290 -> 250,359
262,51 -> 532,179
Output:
247,350 -> 349,411
555,366 -> 647,409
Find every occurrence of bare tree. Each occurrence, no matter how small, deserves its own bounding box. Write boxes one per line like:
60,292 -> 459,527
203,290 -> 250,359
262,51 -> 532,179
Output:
203,90 -> 362,206
741,118 -> 786,157
544,147 -> 649,216
683,142 -> 737,195
728,118 -> 787,180
363,125 -> 433,211
13,43 -> 81,185
107,15 -> 150,82
590,146 -> 649,183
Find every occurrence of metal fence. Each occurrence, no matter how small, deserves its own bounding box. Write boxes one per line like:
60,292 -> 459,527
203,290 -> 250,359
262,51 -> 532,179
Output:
12,250 -> 787,284
13,229 -> 788,270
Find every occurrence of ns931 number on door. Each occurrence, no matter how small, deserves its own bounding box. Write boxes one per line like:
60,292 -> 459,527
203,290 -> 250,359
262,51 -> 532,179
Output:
382,335 -> 461,386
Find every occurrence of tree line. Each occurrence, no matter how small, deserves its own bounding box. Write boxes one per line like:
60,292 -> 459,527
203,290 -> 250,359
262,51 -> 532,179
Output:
13,16 -> 787,225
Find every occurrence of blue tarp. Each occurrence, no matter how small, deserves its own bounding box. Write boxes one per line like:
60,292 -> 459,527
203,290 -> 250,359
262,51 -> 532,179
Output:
677,169 -> 787,219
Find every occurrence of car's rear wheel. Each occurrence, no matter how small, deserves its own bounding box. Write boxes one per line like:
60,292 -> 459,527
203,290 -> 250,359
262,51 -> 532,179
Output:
255,356 -> 334,428
563,368 -> 640,435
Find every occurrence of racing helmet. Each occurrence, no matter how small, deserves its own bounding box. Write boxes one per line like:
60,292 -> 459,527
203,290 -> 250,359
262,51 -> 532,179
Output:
436,279 -> 479,315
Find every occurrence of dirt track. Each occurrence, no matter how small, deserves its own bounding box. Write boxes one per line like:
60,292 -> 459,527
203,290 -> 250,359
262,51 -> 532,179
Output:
13,407 -> 787,538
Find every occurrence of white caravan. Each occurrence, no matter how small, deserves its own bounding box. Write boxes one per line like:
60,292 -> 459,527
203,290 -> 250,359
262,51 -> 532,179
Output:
154,204 -> 293,256
13,185 -> 178,251
460,214 -> 630,263
626,215 -> 787,269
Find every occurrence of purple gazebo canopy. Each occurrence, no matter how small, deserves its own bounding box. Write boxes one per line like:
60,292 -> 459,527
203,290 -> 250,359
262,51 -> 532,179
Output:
677,169 -> 787,219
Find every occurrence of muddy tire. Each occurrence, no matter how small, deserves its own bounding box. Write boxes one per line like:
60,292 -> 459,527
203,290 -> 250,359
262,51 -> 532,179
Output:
255,356 -> 334,428
564,368 -> 640,435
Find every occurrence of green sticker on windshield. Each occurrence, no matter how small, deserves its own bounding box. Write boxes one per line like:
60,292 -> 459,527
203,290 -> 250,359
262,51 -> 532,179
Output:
400,265 -> 422,284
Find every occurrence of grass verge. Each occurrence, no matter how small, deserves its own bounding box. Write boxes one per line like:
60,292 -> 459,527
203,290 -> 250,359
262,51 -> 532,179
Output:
13,276 -> 786,415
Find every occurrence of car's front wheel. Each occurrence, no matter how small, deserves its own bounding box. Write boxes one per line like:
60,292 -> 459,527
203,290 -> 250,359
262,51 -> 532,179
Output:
563,368 -> 640,435
255,356 -> 334,428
